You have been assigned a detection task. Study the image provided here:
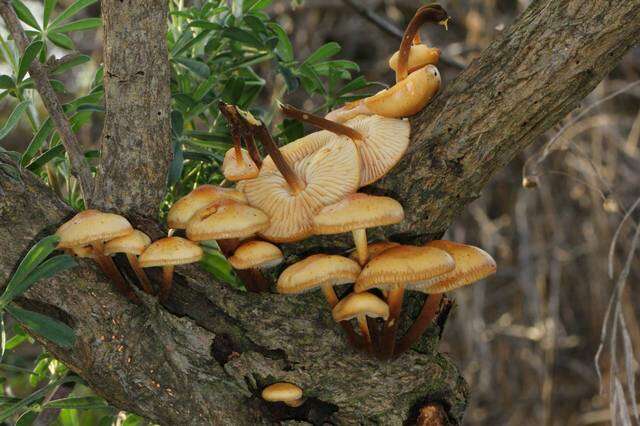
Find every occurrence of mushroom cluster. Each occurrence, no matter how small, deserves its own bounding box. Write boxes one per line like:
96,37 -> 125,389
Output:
51,5 -> 497,361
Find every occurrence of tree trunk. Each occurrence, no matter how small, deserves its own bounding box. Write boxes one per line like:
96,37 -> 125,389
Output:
1,0 -> 639,424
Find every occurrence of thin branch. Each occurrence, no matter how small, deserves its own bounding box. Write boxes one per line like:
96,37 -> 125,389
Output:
340,0 -> 465,69
45,52 -> 83,73
0,0 -> 93,204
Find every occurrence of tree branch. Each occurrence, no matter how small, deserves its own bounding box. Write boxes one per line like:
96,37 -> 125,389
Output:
0,0 -> 93,204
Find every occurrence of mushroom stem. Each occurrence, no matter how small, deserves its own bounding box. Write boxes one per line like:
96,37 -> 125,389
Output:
126,253 -> 154,295
280,104 -> 363,141
91,242 -> 141,305
395,293 -> 443,356
167,228 -> 175,237
321,285 -> 362,349
352,228 -> 368,266
379,285 -> 405,359
244,134 -> 262,168
217,238 -> 270,293
252,124 -> 305,194
396,5 -> 449,82
159,265 -> 174,303
357,313 -> 374,353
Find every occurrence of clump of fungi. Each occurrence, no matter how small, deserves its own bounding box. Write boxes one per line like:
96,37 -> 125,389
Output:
48,4 -> 497,361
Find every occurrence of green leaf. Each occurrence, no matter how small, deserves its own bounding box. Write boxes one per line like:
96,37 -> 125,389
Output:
0,235 -> 61,302
17,40 -> 43,82
5,305 -> 75,348
52,17 -> 101,33
20,118 -> 53,167
267,23 -> 293,62
302,42 -> 341,66
172,57 -> 210,79
44,396 -> 109,410
47,32 -> 75,50
50,0 -> 98,28
247,0 -> 272,11
167,138 -> 184,186
222,27 -> 263,48
200,249 -> 241,288
43,0 -> 58,29
192,72 -> 217,101
25,144 -> 65,171
15,409 -> 37,426
1,255 -> 76,305
0,376 -> 77,421
0,100 -> 30,141
0,314 -> 4,362
0,75 -> 14,89
51,54 -> 90,75
11,0 -> 40,30
4,333 -> 28,350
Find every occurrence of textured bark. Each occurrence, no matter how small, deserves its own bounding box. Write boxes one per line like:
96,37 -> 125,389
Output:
92,0 -> 172,218
0,0 -> 639,424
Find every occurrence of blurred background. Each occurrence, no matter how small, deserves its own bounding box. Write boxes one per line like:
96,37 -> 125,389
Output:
1,0 -> 639,425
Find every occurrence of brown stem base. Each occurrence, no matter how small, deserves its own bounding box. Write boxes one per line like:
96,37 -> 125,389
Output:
127,253 -> 154,295
92,245 -> 141,305
379,286 -> 405,359
395,293 -> 443,356
159,265 -> 174,303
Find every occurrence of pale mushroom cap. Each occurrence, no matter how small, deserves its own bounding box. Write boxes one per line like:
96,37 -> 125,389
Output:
355,245 -> 455,292
186,201 -> 269,241
313,193 -> 404,234
222,148 -> 259,181
364,65 -> 441,118
332,291 -> 389,322
411,240 -> 497,293
344,115 -> 411,186
56,210 -> 133,249
103,230 -> 151,256
228,240 -> 284,270
388,44 -> 441,73
277,254 -> 361,294
167,185 -> 248,229
262,383 -> 303,403
241,138 -> 360,243
349,241 -> 400,263
138,237 -> 203,267
260,130 -> 333,173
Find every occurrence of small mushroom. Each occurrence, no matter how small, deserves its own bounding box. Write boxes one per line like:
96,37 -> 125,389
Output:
262,382 -> 304,407
138,237 -> 203,302
104,230 -> 154,295
56,210 -> 140,304
167,185 -> 247,232
355,245 -> 455,358
228,240 -> 283,270
280,105 -> 411,187
221,147 -> 259,182
394,240 -> 496,355
332,292 -> 389,353
348,241 -> 400,264
277,254 -> 361,347
313,193 -> 404,266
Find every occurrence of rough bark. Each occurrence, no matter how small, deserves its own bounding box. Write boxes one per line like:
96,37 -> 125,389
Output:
0,0 -> 639,424
91,0 -> 172,218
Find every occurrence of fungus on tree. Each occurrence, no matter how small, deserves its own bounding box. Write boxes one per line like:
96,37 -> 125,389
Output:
332,291 -> 389,353
104,229 -> 154,295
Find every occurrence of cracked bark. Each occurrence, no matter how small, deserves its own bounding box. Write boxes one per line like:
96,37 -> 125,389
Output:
1,0 -> 639,424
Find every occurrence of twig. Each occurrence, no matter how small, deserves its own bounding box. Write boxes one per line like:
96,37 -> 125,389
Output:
0,0 -> 93,204
45,52 -> 83,73
340,0 -> 465,70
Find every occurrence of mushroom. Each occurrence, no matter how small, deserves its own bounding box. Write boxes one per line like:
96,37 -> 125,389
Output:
235,108 -> 361,242
277,254 -> 362,346
228,240 -> 284,270
332,291 -> 389,353
262,382 -> 304,407
313,193 -> 404,266
325,65 -> 441,123
280,105 -> 411,187
394,240 -> 496,355
348,241 -> 400,264
138,236 -> 203,302
388,44 -> 441,75
355,245 -> 455,358
167,185 -> 247,232
186,199 -> 271,292
103,230 -> 154,295
221,147 -> 259,182
56,210 -> 141,304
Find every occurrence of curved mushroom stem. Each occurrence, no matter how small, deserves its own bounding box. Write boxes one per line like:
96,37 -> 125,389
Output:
357,313 -> 374,353
395,293 -> 443,356
159,265 -> 174,303
252,122 -> 306,194
91,242 -> 141,305
379,285 -> 405,359
352,228 -> 368,266
321,285 -> 362,349
280,104 -> 363,141
126,253 -> 154,295
396,5 -> 449,82
167,228 -> 175,237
